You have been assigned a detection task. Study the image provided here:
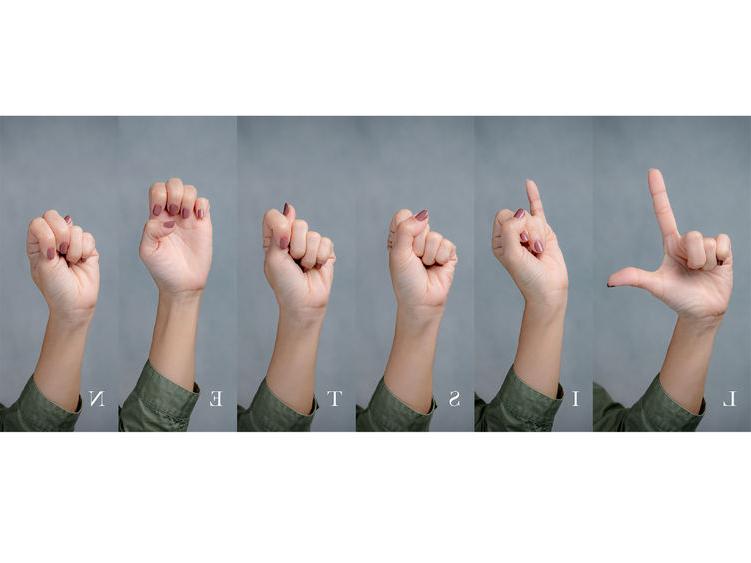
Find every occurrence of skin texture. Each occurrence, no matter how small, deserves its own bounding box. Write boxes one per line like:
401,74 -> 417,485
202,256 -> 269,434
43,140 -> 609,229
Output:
28,210 -> 100,412
140,178 -> 212,392
261,203 -> 336,415
607,169 -> 732,414
383,209 -> 458,414
493,180 -> 568,399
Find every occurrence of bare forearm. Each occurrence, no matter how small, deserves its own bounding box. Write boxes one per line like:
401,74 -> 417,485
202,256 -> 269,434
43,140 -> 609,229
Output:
659,315 -> 721,415
265,309 -> 324,415
148,291 -> 201,391
33,314 -> 91,412
514,301 -> 566,399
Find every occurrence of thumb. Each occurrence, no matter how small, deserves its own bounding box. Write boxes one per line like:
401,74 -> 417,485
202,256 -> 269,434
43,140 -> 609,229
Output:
143,218 -> 177,245
393,209 -> 429,258
607,267 -> 662,296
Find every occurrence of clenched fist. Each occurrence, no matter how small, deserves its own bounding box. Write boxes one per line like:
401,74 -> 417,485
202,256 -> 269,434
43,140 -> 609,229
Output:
608,169 -> 732,323
27,210 -> 99,324
140,178 -> 212,296
492,180 -> 568,309
263,203 -> 336,317
388,209 -> 457,315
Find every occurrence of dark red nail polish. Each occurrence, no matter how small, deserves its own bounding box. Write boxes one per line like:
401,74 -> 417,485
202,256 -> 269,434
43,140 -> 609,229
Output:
606,282 -> 614,288
718,260 -> 724,266
280,236 -> 289,250
47,248 -> 55,260
59,242 -> 68,254
168,204 -> 179,216
533,241 -> 544,253
415,209 -> 428,221
520,231 -> 529,243
283,202 -> 290,216
164,221 -> 176,228
197,209 -> 204,219
181,208 -> 190,219
514,208 -> 525,219
152,205 -> 162,216
64,215 -> 72,224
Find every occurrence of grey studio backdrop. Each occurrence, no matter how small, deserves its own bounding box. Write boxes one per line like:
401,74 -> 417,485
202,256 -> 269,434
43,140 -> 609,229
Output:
475,118 -> 594,431
116,117 -> 238,431
594,117 -> 751,431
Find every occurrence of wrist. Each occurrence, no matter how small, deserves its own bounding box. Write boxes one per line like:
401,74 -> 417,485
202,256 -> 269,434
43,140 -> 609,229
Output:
47,308 -> 95,330
279,306 -> 326,329
395,306 -> 444,334
676,313 -> 723,334
523,298 -> 567,323
158,289 -> 203,309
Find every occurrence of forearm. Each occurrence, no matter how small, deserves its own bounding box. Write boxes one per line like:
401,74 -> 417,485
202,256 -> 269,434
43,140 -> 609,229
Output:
659,315 -> 720,415
513,300 -> 566,399
264,309 -> 324,415
148,291 -> 201,391
383,308 -> 442,414
33,314 -> 91,412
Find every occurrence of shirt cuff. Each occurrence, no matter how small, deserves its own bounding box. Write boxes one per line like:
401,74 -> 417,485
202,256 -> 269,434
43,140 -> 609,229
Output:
360,376 -> 437,431
633,374 -> 705,431
129,361 -> 200,423
493,366 -> 563,429
12,375 -> 82,432
245,378 -> 318,431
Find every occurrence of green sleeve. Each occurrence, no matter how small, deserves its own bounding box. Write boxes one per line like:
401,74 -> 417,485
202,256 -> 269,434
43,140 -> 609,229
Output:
237,379 -> 318,432
119,361 -> 199,432
356,376 -> 436,432
474,366 -> 563,432
593,375 -> 705,432
0,376 -> 81,432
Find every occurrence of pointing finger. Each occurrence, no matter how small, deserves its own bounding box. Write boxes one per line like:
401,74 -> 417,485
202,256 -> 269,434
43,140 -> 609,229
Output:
647,168 -> 679,240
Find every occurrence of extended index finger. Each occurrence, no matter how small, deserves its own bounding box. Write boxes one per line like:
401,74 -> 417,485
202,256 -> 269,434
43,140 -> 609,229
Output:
525,179 -> 546,220
648,168 -> 679,239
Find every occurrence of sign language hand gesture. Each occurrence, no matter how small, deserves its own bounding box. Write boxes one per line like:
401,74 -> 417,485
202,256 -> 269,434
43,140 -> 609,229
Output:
492,180 -> 568,309
607,169 -> 732,323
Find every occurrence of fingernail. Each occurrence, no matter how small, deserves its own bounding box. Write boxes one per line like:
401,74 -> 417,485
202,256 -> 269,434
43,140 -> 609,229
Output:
168,204 -> 179,216
197,209 -> 204,219
59,242 -> 68,254
606,282 -> 614,288
64,215 -> 72,224
533,240 -> 544,253
415,209 -> 428,221
280,236 -> 289,250
718,260 -> 724,266
152,205 -> 162,216
181,208 -> 190,219
520,231 -> 529,243
514,208 -> 525,219
283,202 -> 290,216
46,248 -> 55,260
164,221 -> 176,228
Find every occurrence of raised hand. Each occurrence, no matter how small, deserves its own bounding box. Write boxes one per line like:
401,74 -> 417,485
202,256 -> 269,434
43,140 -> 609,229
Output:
27,210 -> 99,323
492,179 -> 568,309
607,169 -> 732,323
140,178 -> 212,297
262,203 -> 336,317
387,209 -> 457,316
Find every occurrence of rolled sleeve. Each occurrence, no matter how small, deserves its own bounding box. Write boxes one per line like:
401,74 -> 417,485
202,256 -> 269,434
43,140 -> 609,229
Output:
356,377 -> 436,432
237,378 -> 318,432
0,375 -> 81,432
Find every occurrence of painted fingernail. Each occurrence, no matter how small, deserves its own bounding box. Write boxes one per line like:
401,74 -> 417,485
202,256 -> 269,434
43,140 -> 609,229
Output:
520,231 -> 529,243
168,204 -> 179,216
181,208 -> 190,219
59,242 -> 68,254
164,221 -> 176,228
514,208 -> 525,219
152,205 -> 162,216
197,209 -> 204,219
718,259 -> 724,266
533,240 -> 544,253
47,248 -> 55,260
283,202 -> 290,216
606,282 -> 614,288
64,215 -> 72,224
415,209 -> 428,221
280,236 -> 289,250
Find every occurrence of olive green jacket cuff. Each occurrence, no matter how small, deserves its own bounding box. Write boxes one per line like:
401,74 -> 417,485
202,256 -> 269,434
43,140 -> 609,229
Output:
237,378 -> 318,432
118,361 -> 200,432
593,375 -> 705,432
356,376 -> 437,432
475,366 -> 563,432
0,375 -> 81,432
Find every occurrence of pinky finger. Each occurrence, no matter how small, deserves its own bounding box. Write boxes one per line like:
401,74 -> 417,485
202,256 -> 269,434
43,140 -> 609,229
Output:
317,237 -> 333,265
195,197 -> 210,220
716,233 -> 732,265
82,232 -> 96,261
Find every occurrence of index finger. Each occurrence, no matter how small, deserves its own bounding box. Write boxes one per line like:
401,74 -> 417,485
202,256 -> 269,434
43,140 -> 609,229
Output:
648,168 -> 679,239
525,179 -> 545,220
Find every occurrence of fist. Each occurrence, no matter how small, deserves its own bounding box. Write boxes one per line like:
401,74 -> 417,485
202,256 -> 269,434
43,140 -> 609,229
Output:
27,210 -> 99,323
492,180 -> 568,308
140,178 -> 212,296
263,203 -> 336,316
388,209 -> 457,314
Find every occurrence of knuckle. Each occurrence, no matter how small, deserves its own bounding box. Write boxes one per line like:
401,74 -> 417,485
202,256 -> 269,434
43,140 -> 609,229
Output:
294,219 -> 308,230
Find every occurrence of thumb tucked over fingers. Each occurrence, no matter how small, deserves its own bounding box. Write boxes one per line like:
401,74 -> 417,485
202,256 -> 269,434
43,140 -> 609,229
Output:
393,210 -> 429,257
607,267 -> 661,296
143,218 -> 177,243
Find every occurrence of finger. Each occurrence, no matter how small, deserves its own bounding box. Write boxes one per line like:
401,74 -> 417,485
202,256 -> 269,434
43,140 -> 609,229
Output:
320,250 -> 336,285
716,234 -> 731,265
66,225 -> 84,264
289,219 -> 309,260
422,231 -> 443,266
302,231 -> 321,269
42,210 -> 71,255
388,209 -> 412,250
607,267 -> 662,296
195,197 -> 211,221
262,208 -> 291,251
647,168 -> 679,240
414,222 -> 430,257
393,209 -> 429,258
435,239 -> 455,265
683,230 -> 706,270
525,215 -> 546,255
700,237 -> 717,271
525,179 -> 546,220
317,236 -> 333,265
149,182 -> 167,217
82,232 -> 96,260
27,217 -> 57,261
492,208 -> 526,250
282,201 -> 296,223
143,218 -> 177,243
165,177 -> 185,216
180,185 -> 197,220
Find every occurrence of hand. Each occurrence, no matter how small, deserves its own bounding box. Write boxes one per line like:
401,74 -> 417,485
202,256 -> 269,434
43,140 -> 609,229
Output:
27,210 -> 99,324
387,209 -> 457,318
608,169 -> 732,324
140,178 -> 212,297
492,180 -> 568,309
263,203 -> 336,318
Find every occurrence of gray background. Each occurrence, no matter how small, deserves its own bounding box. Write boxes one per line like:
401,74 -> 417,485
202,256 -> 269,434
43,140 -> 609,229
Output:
0,117 -> 119,431
594,117 -> 750,431
474,118 -> 594,431
116,117 -> 237,431
355,118 -> 475,431
238,118 -> 357,431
